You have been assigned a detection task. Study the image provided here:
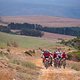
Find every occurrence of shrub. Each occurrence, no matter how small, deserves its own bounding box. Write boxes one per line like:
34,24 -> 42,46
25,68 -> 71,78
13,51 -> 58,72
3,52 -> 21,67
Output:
7,41 -> 18,47
11,41 -> 18,47
0,51 -> 9,58
24,51 -> 32,56
68,51 -> 80,61
75,51 -> 80,61
67,53 -> 73,60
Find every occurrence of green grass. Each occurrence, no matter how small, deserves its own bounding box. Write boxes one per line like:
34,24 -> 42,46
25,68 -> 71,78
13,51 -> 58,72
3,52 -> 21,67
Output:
0,32 -> 57,48
68,51 -> 80,61
73,51 -> 80,61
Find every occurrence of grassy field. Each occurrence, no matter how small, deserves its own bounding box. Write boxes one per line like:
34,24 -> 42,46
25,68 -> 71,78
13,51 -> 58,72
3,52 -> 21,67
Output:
0,32 -> 58,48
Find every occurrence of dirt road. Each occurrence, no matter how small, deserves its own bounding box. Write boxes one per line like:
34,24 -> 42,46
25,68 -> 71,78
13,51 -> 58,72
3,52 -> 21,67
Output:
34,59 -> 80,80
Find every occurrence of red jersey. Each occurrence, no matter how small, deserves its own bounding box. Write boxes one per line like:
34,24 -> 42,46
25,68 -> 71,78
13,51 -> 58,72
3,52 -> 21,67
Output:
43,51 -> 51,57
52,52 -> 57,58
61,52 -> 67,58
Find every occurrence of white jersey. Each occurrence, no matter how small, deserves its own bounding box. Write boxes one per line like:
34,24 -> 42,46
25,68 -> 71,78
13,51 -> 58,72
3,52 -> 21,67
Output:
55,51 -> 62,58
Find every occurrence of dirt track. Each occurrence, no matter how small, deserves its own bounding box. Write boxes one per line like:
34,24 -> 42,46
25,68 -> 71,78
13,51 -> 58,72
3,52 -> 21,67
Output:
34,59 -> 80,80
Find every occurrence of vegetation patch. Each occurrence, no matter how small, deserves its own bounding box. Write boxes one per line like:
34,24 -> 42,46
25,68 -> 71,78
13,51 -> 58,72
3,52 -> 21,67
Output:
17,71 -> 38,80
24,50 -> 35,56
71,64 -> 80,71
60,37 -> 80,50
8,58 -> 39,80
0,51 -> 10,59
67,61 -> 80,71
0,32 -> 56,48
10,59 -> 36,69
67,51 -> 80,61
1,23 -> 80,37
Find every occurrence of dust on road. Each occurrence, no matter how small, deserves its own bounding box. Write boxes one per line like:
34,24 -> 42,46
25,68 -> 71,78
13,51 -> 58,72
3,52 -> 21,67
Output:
34,59 -> 80,80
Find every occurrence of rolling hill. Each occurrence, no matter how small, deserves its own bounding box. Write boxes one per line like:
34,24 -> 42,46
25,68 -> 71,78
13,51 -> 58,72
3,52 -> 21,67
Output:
0,16 -> 80,27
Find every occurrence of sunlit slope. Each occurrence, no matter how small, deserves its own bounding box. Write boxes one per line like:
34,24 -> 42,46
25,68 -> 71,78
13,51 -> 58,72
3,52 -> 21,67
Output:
1,16 -> 80,27
0,32 -> 57,48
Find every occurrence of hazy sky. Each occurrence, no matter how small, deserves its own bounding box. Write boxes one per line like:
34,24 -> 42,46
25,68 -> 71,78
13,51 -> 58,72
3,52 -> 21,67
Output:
0,0 -> 80,9
0,0 -> 80,18
0,0 -> 80,5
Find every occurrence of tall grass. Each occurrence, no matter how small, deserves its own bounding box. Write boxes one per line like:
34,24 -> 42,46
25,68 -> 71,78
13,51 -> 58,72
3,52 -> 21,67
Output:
0,51 -> 10,59
9,58 -> 39,80
68,51 -> 80,61
10,59 -> 36,69
67,61 -> 80,71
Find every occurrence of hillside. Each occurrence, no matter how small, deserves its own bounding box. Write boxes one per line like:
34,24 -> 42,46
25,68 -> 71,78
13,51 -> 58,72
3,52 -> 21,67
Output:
43,32 -> 75,40
0,32 -> 58,48
0,32 -> 80,80
0,16 -> 80,27
0,0 -> 80,79
34,58 -> 80,80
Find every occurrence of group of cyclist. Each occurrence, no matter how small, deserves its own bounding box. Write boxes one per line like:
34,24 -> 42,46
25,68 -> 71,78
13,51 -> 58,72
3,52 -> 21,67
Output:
41,48 -> 67,67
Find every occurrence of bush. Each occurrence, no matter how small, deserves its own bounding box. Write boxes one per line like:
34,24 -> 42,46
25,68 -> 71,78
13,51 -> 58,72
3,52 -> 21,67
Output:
67,53 -> 73,60
24,51 -> 32,56
0,51 -> 9,58
75,51 -> 80,61
7,41 -> 18,47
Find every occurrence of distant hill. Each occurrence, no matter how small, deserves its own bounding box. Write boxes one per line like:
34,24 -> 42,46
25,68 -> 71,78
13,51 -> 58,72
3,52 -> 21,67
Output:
1,16 -> 80,27
0,21 -> 80,37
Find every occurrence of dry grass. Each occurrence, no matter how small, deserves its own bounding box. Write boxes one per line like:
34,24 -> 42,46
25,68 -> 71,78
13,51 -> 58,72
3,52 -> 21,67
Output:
0,16 -> 76,41
42,32 -> 75,40
36,58 -> 80,80
0,48 -> 39,80
10,58 -> 36,69
67,61 -> 80,71
9,63 -> 39,80
1,16 -> 80,27
0,69 -> 14,80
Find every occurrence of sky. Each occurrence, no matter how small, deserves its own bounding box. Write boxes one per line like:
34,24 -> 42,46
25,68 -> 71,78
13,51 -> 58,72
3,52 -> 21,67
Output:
0,0 -> 80,18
